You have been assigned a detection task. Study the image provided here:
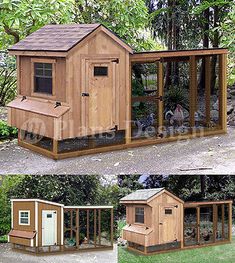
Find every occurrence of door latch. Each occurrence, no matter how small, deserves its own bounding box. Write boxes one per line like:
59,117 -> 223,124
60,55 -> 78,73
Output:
82,92 -> 89,97
110,125 -> 118,131
111,58 -> 119,64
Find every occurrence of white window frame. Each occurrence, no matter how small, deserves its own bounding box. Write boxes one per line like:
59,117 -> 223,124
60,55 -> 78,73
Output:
19,210 -> 30,226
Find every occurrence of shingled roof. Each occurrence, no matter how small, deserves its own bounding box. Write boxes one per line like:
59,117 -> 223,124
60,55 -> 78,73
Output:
8,23 -> 132,53
120,188 -> 164,202
9,24 -> 102,52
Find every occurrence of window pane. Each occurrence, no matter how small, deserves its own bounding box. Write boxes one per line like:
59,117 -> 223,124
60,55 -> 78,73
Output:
35,77 -> 52,94
20,218 -> 29,224
35,69 -> 43,76
94,66 -> 108,76
35,62 -> 43,69
44,63 -> 52,70
165,209 -> 172,215
45,69 -> 52,77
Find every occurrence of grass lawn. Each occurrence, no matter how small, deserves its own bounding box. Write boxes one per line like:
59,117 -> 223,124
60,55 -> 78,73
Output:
118,239 -> 235,263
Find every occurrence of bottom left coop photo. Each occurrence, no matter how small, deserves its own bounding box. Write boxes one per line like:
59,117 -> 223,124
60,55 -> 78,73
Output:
0,174 -> 117,263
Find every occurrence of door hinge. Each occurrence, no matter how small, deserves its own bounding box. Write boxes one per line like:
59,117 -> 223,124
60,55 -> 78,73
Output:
174,205 -> 178,208
112,58 -> 119,64
54,101 -> 61,108
82,92 -> 89,97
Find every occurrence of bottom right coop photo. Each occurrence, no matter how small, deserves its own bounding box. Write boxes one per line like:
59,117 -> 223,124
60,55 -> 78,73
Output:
117,175 -> 235,262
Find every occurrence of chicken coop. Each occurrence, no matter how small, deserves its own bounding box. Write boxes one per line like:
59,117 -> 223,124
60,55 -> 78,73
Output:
8,199 -> 113,254
120,189 -> 233,254
7,23 -> 228,159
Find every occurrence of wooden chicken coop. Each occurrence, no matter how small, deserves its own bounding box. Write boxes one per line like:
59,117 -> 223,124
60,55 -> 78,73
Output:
120,188 -> 233,255
8,199 -> 113,254
7,23 -> 228,159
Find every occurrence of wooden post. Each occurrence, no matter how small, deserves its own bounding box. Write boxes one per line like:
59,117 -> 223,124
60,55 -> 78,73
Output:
70,210 -> 73,238
111,208 -> 114,247
196,207 -> 200,244
157,62 -> 164,135
228,202 -> 232,242
222,204 -> 225,239
189,56 -> 197,130
205,56 -> 211,126
181,206 -> 184,248
94,209 -> 97,247
87,210 -> 90,243
213,204 -> 218,242
53,139 -> 58,155
98,209 -> 101,245
219,54 -> 227,132
76,209 -> 79,249
125,60 -> 132,144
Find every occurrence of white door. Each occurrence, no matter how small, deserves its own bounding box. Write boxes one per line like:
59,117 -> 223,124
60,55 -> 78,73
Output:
42,210 -> 57,246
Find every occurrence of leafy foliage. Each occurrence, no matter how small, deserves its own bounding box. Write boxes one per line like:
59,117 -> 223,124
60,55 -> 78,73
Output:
0,120 -> 17,139
0,51 -> 16,106
219,4 -> 235,85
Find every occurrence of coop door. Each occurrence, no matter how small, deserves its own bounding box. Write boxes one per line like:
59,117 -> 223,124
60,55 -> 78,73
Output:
83,59 -> 118,134
159,205 -> 179,244
42,210 -> 57,246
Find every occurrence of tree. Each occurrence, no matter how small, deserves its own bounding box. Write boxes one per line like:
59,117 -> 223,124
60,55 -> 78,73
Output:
219,4 -> 235,86
0,0 -> 72,48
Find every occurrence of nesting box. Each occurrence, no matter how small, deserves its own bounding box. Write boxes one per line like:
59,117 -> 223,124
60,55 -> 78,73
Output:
120,188 -> 233,254
7,24 -> 228,159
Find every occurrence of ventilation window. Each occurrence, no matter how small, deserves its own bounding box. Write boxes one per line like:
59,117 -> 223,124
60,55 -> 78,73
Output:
135,207 -> 144,224
165,209 -> 173,215
94,66 -> 108,76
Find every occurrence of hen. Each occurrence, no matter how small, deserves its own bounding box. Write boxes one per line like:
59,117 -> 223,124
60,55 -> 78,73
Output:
135,113 -> 155,131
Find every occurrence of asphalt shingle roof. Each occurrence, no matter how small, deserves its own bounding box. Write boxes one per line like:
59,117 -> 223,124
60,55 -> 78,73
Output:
120,188 -> 164,202
9,24 -> 101,52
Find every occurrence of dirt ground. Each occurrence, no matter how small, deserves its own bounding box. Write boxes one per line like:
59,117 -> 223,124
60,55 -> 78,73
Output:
1,127 -> 235,175
0,243 -> 117,263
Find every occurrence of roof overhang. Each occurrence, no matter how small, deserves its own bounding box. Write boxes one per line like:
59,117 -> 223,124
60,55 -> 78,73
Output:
131,48 -> 228,63
10,199 -> 64,207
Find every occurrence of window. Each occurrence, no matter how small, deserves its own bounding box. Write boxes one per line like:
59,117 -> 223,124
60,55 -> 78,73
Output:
165,209 -> 173,215
34,63 -> 53,94
94,66 -> 108,76
135,207 -> 144,224
19,210 -> 30,225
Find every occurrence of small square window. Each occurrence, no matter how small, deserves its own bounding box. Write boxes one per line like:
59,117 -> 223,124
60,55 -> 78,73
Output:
19,210 -> 30,225
135,207 -> 144,224
165,209 -> 172,215
34,62 -> 53,94
47,214 -> 52,218
94,66 -> 108,76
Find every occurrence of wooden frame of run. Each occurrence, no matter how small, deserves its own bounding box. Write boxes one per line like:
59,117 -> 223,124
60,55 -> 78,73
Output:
63,207 -> 114,252
16,49 -> 227,160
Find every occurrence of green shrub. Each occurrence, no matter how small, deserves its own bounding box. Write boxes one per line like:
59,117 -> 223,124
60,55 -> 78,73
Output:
0,235 -> 8,243
164,86 -> 189,111
0,120 -> 17,140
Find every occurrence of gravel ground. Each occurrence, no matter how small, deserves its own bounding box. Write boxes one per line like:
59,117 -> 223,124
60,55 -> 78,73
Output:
0,243 -> 117,263
1,127 -> 235,175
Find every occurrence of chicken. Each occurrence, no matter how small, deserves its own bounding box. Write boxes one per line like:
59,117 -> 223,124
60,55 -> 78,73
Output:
165,104 -> 184,127
135,113 -> 155,131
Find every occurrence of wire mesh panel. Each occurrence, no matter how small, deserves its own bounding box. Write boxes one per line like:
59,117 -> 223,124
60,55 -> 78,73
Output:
195,55 -> 220,131
199,206 -> 213,245
224,204 -> 229,240
146,241 -> 181,253
100,209 -> 112,246
64,210 -> 77,250
184,208 -> 197,246
163,61 -> 190,137
131,63 -> 158,140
